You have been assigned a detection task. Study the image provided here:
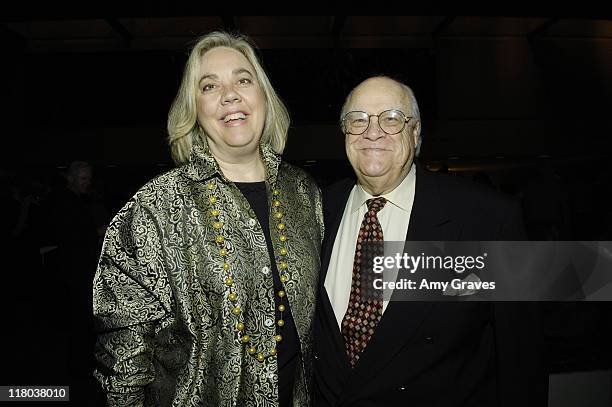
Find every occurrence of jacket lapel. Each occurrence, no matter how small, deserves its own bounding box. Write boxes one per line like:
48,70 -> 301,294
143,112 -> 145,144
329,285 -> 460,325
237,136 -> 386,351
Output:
407,163 -> 453,240
320,178 -> 356,284
318,179 -> 356,369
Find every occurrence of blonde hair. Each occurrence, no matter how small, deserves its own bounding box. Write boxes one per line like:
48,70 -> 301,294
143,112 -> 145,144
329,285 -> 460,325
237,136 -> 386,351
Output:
167,31 -> 290,164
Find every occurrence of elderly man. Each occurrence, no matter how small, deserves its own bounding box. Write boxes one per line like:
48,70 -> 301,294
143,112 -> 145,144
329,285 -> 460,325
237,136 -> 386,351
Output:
313,76 -> 547,406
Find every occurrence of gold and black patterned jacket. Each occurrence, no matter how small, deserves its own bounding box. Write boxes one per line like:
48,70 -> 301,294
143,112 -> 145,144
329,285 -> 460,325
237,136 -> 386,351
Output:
93,141 -> 323,406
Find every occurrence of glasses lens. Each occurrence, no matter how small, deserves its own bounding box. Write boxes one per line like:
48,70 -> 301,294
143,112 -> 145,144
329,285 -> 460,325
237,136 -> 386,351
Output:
379,110 -> 406,134
344,112 -> 369,134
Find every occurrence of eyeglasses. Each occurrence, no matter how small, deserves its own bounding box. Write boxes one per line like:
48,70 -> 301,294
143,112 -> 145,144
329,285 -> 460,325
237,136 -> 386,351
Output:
342,109 -> 413,135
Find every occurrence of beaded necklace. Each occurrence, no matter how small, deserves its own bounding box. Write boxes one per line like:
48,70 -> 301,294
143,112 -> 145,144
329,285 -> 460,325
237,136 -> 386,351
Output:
206,180 -> 290,363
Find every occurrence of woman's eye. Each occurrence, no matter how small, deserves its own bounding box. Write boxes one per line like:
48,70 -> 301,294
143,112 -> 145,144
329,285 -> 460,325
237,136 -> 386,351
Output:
238,78 -> 252,85
202,83 -> 216,92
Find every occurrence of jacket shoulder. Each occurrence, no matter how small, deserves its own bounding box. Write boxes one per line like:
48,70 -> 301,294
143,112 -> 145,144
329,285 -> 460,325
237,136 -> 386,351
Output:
279,161 -> 319,187
323,177 -> 355,200
321,177 -> 355,224
423,169 -> 525,239
126,167 -> 186,209
428,170 -> 519,213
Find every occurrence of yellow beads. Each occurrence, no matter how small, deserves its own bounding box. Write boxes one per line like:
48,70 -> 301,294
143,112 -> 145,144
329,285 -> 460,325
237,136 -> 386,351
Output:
273,191 -> 289,310
208,183 -> 289,363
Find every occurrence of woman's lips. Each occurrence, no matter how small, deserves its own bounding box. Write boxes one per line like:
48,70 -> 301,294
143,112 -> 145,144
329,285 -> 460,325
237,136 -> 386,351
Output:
222,117 -> 248,127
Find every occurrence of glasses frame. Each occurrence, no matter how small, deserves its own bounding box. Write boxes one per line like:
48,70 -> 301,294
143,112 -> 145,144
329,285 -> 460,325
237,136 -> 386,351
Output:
342,109 -> 413,135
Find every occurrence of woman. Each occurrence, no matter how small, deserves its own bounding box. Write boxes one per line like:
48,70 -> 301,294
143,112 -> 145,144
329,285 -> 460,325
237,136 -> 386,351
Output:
93,32 -> 323,407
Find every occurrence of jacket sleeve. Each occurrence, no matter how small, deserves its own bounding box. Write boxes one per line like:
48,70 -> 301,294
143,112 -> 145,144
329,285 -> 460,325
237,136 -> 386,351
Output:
93,197 -> 174,406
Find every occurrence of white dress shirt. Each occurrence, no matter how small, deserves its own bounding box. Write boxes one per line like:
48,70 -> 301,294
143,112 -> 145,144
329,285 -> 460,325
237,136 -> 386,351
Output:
324,164 -> 417,328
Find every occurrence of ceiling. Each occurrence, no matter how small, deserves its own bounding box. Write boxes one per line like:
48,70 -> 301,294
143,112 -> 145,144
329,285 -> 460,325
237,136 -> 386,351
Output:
2,16 -> 612,53
2,14 -> 611,165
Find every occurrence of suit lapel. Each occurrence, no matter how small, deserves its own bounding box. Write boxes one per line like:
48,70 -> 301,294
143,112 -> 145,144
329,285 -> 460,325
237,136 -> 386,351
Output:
320,178 -> 356,285
320,213 -> 342,287
407,163 -> 453,240
318,179 -> 356,370
337,164 -> 459,405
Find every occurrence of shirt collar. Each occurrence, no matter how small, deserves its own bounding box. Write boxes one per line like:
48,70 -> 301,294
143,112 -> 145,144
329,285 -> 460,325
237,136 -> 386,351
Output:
181,135 -> 281,186
350,163 -> 416,214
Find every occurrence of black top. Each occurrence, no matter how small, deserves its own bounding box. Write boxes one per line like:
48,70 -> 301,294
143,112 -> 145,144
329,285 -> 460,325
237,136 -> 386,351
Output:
235,181 -> 300,407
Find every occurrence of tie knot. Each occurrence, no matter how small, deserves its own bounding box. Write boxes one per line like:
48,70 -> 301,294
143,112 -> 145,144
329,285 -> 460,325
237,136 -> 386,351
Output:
366,197 -> 387,213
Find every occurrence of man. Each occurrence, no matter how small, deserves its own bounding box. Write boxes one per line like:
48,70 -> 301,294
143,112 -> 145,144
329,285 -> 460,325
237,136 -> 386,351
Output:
46,161 -> 109,403
313,76 -> 547,406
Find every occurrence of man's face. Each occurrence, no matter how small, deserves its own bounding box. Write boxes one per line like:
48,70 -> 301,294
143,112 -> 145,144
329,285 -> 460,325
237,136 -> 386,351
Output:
71,168 -> 92,195
344,77 -> 420,192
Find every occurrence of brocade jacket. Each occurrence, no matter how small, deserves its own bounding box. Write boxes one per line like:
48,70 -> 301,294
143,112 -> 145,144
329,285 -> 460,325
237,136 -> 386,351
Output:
93,141 -> 323,406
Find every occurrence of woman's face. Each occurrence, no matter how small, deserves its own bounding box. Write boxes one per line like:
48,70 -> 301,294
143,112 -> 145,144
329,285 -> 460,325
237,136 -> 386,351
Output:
196,46 -> 266,160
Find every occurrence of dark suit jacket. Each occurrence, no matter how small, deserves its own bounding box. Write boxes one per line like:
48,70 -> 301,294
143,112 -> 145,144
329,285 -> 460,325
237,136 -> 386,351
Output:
313,163 -> 548,407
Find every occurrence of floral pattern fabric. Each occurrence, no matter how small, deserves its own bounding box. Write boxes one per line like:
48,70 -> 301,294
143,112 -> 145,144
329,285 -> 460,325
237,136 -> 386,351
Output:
93,142 -> 323,407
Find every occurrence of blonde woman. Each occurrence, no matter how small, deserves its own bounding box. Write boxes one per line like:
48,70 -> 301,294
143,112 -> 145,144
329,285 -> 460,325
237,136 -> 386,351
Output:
93,31 -> 323,407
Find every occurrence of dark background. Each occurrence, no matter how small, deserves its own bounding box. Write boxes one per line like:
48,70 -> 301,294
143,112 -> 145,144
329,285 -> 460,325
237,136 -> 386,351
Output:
0,13 -> 611,406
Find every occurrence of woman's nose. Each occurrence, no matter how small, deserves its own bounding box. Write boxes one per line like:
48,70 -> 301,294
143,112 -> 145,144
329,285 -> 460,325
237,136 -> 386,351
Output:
221,86 -> 241,105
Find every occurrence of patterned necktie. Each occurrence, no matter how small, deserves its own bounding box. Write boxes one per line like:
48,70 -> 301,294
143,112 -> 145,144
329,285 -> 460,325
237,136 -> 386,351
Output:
341,197 -> 387,367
